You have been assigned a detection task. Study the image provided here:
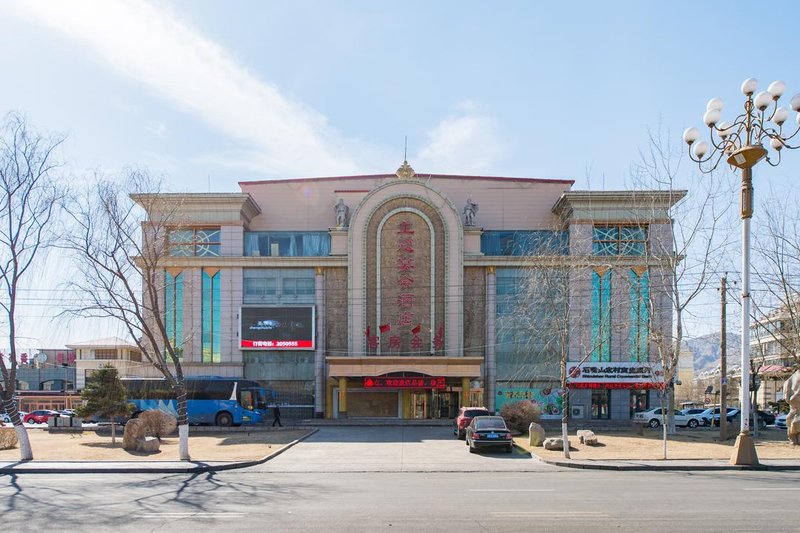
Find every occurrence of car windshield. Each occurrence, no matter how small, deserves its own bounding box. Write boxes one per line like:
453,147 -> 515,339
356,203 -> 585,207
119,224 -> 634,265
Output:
475,417 -> 506,430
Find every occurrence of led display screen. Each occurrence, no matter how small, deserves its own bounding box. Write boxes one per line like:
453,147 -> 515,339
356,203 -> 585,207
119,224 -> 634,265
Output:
240,306 -> 315,350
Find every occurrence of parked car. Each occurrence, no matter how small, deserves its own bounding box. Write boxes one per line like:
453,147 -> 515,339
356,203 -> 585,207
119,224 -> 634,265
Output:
23,410 -> 60,424
58,409 -> 76,417
466,416 -> 514,454
775,414 -> 787,429
699,407 -> 739,426
755,410 -> 775,428
1,413 -> 11,426
633,408 -> 703,429
454,406 -> 490,439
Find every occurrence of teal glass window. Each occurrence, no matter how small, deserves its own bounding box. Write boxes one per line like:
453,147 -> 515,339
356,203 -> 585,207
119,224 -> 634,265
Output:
169,228 -> 221,257
481,230 -> 569,256
592,225 -> 646,256
244,232 -> 330,257
629,269 -> 649,361
165,271 -> 184,359
591,269 -> 612,361
202,269 -> 221,363
495,268 -> 566,380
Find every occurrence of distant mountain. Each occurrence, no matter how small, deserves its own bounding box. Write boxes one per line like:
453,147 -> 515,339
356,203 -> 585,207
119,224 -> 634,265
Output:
683,332 -> 741,373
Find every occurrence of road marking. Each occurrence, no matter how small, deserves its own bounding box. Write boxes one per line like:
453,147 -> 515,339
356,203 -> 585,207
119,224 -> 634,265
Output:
743,488 -> 800,491
491,512 -> 608,517
141,513 -> 245,518
470,489 -> 555,492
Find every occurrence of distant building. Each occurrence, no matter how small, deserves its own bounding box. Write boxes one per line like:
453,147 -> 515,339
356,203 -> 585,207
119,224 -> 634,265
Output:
66,337 -> 143,389
750,304 -> 798,407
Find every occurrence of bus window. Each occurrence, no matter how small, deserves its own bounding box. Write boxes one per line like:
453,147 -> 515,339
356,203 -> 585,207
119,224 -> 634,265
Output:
240,390 -> 255,411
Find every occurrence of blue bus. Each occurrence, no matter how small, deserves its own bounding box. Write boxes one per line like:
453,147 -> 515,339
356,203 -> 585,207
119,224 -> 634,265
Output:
121,377 -> 272,427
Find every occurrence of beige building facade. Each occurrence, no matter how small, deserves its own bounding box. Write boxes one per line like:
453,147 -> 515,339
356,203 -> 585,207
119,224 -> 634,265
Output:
138,163 -> 683,421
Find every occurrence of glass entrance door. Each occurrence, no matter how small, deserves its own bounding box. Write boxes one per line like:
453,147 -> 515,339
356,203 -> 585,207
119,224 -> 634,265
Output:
411,392 -> 427,419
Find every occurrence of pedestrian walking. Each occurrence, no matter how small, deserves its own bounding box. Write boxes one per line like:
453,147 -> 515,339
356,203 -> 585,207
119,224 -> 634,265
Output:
272,403 -> 282,427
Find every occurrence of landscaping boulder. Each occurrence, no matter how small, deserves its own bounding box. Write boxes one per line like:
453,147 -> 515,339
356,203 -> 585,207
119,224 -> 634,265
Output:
528,422 -> 546,447
0,427 -> 18,450
577,429 -> 599,445
138,410 -> 177,439
543,437 -> 567,450
122,418 -> 145,451
136,436 -> 160,453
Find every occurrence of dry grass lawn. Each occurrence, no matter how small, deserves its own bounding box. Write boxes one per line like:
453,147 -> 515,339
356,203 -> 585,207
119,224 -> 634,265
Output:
516,427 -> 800,461
0,428 -> 310,462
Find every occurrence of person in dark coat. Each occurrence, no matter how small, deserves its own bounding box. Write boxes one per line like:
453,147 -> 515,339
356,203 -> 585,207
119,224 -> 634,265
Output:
272,403 -> 282,427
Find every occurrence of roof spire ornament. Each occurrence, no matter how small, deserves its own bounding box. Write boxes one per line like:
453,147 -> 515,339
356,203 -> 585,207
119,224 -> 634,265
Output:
396,136 -> 415,179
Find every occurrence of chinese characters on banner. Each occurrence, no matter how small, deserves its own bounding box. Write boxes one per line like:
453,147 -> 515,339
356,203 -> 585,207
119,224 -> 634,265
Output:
367,214 -> 444,354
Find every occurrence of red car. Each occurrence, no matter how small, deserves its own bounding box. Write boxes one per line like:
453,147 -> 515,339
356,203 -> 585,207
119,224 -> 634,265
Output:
23,410 -> 60,424
454,406 -> 490,439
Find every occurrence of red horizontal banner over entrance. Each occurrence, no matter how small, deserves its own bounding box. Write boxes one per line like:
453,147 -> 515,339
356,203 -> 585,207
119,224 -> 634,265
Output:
364,377 -> 446,389
240,339 -> 314,349
570,382 -> 664,390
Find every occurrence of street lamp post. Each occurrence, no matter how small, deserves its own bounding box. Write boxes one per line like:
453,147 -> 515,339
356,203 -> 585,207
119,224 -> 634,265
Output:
683,78 -> 800,466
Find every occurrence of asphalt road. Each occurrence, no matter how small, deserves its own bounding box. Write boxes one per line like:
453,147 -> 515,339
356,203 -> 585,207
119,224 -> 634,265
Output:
1,427 -> 798,532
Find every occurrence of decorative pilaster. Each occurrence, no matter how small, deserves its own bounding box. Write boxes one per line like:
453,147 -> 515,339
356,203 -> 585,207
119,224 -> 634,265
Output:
314,267 -> 325,418
486,266 -> 497,413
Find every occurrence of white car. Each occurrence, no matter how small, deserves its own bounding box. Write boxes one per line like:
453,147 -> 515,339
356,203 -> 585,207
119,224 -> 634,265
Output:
775,414 -> 787,429
633,408 -> 703,429
1,413 -> 10,426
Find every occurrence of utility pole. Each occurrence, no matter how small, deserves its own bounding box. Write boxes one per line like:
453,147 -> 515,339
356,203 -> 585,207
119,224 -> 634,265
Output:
720,275 -> 728,441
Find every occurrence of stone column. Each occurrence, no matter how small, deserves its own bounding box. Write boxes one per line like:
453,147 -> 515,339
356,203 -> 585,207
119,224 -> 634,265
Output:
325,381 -> 334,419
338,377 -> 348,419
486,266 -> 497,413
314,267 -> 325,418
462,376 -> 470,408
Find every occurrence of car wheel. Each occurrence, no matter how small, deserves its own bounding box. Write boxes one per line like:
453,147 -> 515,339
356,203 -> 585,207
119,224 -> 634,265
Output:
468,443 -> 476,454
648,419 -> 660,429
759,419 -> 767,430
688,419 -> 699,429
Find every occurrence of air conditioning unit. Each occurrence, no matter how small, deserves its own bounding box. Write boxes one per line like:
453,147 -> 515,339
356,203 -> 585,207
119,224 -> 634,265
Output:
570,405 -> 585,419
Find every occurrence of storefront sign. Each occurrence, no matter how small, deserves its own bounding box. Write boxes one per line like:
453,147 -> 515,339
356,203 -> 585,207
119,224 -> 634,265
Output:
566,362 -> 663,388
363,376 -> 446,389
495,387 -> 563,419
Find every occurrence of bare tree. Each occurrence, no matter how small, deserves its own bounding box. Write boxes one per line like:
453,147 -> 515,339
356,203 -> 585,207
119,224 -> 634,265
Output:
630,128 -> 731,457
63,171 -> 191,460
0,113 -> 64,461
499,231 -> 582,458
747,192 -> 800,438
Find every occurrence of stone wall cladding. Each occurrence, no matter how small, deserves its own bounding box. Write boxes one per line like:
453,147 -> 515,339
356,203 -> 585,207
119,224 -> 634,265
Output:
325,267 -> 349,355
463,267 -> 486,357
365,198 -> 446,355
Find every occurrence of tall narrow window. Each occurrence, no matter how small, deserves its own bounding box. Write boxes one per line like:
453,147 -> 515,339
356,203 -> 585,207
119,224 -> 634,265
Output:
202,268 -> 221,363
591,267 -> 612,361
629,268 -> 649,361
165,270 -> 184,359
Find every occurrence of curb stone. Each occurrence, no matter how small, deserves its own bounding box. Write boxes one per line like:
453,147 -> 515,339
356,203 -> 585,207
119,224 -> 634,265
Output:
0,429 -> 318,475
531,453 -> 800,471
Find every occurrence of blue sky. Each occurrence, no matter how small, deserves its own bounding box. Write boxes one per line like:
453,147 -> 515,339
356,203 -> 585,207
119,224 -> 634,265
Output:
1,0 -> 799,349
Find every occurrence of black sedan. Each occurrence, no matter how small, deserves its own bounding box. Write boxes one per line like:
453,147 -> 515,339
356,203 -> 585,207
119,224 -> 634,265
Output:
466,416 -> 514,454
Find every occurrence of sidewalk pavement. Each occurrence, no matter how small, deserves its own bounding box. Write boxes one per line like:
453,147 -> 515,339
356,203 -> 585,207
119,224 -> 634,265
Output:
0,428 -> 317,475
531,454 -> 800,471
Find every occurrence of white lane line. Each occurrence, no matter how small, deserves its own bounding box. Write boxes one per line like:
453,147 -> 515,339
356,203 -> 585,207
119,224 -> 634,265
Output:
744,487 -> 800,491
491,512 -> 608,517
470,488 -> 555,492
211,489 -> 286,493
140,513 -> 245,517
